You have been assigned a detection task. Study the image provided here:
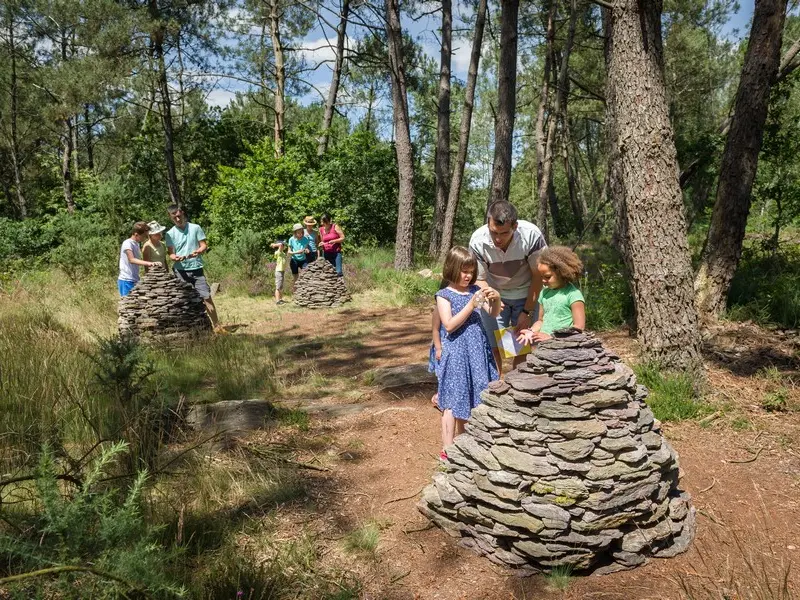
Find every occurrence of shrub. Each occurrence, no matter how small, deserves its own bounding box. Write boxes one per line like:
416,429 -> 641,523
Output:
0,442 -> 185,599
727,245 -> 800,328
634,363 -> 711,422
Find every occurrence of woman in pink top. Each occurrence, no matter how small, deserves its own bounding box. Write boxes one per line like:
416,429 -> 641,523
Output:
320,213 -> 345,276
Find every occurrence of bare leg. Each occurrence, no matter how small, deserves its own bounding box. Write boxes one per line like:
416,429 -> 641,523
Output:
441,409 -> 456,450
455,418 -> 467,437
204,298 -> 220,328
431,392 -> 439,408
492,347 -> 503,378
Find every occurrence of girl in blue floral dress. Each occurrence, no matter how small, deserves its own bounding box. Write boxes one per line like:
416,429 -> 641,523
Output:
436,246 -> 500,460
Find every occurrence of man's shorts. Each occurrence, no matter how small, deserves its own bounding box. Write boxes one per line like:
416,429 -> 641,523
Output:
479,296 -> 535,348
174,267 -> 211,299
118,279 -> 136,297
275,269 -> 285,291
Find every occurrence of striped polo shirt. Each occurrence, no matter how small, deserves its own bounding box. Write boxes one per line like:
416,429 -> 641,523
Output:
468,220 -> 547,300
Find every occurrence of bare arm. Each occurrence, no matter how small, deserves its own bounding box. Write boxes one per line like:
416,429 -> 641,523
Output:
332,224 -> 345,244
571,301 -> 586,330
437,295 -> 482,334
189,239 -> 208,257
125,249 -> 155,268
431,310 -> 442,357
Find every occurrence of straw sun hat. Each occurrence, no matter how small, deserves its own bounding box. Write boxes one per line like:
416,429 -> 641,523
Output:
147,221 -> 166,235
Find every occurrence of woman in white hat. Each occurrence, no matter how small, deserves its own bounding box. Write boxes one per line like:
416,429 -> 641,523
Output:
288,222 -> 311,280
142,221 -> 168,272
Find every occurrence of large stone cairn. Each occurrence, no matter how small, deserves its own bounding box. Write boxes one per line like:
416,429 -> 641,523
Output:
293,259 -> 351,308
418,329 -> 695,575
118,267 -> 211,342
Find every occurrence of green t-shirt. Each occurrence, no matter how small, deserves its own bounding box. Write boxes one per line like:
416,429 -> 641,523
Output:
274,248 -> 287,272
538,283 -> 585,334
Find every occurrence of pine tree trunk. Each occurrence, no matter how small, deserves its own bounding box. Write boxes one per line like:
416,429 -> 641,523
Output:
604,0 -> 703,373
534,0 -> 556,238
62,118 -> 75,213
428,0 -> 452,257
7,9 -> 27,218
386,0 -> 415,269
488,0 -> 520,208
440,0 -> 487,261
270,0 -> 286,158
538,0 -> 577,240
318,0 -> 350,156
148,0 -> 180,206
694,0 -> 787,319
84,105 -> 94,172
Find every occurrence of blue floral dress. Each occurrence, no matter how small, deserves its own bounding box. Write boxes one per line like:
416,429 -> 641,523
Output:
435,285 -> 498,420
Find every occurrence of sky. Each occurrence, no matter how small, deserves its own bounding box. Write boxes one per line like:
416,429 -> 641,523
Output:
204,0 -> 757,111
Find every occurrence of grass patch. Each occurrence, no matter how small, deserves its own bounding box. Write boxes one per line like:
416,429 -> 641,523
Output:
634,363 -> 712,422
544,565 -> 574,592
730,416 -> 753,431
343,521 -> 381,556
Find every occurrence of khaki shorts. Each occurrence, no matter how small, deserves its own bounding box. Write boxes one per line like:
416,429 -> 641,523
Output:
275,269 -> 285,291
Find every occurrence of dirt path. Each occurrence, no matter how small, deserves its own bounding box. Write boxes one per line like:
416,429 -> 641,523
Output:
222,298 -> 800,599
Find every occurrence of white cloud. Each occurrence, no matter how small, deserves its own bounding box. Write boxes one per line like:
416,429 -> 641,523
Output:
206,89 -> 237,108
297,36 -> 353,68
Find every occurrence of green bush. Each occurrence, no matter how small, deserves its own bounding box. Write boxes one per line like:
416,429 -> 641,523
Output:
0,442 -> 185,599
727,246 -> 800,328
578,244 -> 634,331
634,363 -> 711,422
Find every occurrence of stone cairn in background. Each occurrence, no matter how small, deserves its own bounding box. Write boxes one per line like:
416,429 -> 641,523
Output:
293,259 -> 351,308
418,329 -> 695,575
118,267 -> 211,342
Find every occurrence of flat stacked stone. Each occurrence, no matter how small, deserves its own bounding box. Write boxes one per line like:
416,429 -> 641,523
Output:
293,259 -> 351,308
118,267 -> 211,342
417,329 -> 695,575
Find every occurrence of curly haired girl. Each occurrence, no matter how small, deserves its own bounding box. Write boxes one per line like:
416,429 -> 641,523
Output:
517,246 -> 586,344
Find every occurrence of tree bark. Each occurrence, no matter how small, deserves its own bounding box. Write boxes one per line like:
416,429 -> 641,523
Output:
488,0 -> 520,208
84,105 -> 94,172
148,0 -> 181,206
604,0 -> 703,373
318,0 -> 350,156
534,0 -> 556,238
62,118 -> 75,213
428,0 -> 452,256
385,0 -> 415,269
270,0 -> 286,157
439,0 -> 488,261
539,0 -> 577,239
694,0 -> 787,320
7,7 -> 27,218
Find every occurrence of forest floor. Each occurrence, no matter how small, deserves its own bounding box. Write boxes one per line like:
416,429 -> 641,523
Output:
215,292 -> 800,600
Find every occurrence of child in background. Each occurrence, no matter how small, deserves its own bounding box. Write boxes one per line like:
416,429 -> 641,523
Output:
142,221 -> 168,272
428,280 -> 448,409
118,221 -> 158,296
517,246 -> 586,345
270,240 -> 288,305
436,247 -> 501,460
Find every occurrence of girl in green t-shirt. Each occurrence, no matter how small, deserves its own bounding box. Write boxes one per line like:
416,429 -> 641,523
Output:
517,246 -> 586,345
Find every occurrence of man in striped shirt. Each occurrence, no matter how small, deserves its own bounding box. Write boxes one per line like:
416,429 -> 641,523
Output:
469,201 -> 547,372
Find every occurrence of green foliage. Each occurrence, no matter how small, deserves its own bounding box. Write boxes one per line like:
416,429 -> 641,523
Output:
0,442 -> 185,599
727,246 -> 800,328
347,247 -> 441,305
578,245 -> 635,331
635,363 -> 711,422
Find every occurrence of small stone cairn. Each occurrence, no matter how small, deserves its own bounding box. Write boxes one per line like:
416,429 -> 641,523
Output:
293,259 -> 351,308
118,267 -> 211,342
418,329 -> 695,575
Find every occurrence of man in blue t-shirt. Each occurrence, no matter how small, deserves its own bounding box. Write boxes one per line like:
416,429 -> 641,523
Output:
165,205 -> 222,331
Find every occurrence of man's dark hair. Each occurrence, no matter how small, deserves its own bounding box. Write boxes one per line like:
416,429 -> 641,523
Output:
487,201 -> 518,226
167,204 -> 182,214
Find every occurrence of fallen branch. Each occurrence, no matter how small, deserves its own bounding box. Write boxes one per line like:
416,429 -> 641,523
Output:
0,565 -> 146,595
243,445 -> 330,472
402,522 -> 434,535
725,446 -> 765,464
698,478 -> 717,494
698,411 -> 721,426
698,509 -> 724,526
384,484 -> 426,506
371,407 -> 414,417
